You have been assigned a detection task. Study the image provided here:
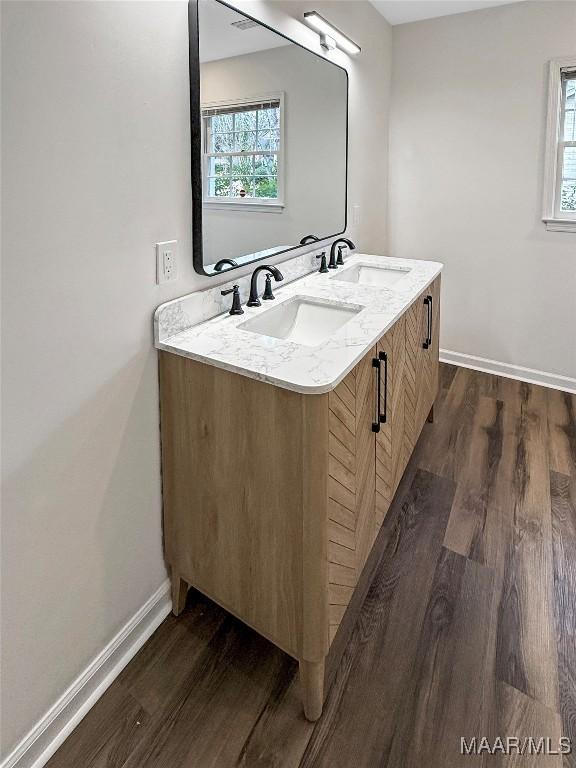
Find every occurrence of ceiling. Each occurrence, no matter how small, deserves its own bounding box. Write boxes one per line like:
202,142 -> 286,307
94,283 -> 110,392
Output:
199,0 -> 289,63
370,0 -> 525,25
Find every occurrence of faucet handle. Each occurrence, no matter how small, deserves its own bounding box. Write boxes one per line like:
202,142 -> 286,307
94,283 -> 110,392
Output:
316,252 -> 329,273
262,274 -> 276,300
221,284 -> 244,316
336,245 -> 346,266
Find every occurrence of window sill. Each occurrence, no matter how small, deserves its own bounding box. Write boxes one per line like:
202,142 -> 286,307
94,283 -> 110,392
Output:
204,200 -> 284,214
543,218 -> 576,233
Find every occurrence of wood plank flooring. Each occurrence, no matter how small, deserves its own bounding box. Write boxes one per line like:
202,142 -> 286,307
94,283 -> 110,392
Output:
46,365 -> 576,768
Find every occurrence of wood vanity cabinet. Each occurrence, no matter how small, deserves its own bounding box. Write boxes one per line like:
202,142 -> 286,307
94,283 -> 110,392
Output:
159,275 -> 440,722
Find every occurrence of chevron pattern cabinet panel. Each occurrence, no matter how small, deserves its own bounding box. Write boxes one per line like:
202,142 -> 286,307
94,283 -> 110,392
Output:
403,275 -> 441,468
375,315 -> 407,533
403,296 -> 426,468
327,349 -> 377,643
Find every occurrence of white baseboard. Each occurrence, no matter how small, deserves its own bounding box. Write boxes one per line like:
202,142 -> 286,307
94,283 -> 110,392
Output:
440,349 -> 576,394
1,579 -> 171,768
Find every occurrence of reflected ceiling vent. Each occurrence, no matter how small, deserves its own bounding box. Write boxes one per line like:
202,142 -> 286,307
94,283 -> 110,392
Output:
230,19 -> 259,31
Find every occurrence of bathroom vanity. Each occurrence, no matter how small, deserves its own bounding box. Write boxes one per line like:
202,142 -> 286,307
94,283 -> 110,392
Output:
158,0 -> 443,723
156,254 -> 442,720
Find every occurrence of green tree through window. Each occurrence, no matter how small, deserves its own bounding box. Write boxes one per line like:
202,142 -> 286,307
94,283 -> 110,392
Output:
203,100 -> 281,202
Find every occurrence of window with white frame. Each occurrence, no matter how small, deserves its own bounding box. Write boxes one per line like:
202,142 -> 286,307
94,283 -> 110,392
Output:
543,59 -> 576,231
202,96 -> 283,208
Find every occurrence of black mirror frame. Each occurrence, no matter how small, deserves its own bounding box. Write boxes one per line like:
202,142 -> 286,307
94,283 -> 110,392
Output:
189,0 -> 349,277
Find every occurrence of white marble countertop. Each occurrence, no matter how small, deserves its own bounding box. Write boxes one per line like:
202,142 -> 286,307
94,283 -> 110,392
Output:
155,254 -> 443,394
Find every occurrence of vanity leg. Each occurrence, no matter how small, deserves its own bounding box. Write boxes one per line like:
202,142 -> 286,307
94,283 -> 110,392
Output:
299,659 -> 325,721
171,573 -> 188,616
427,404 -> 434,423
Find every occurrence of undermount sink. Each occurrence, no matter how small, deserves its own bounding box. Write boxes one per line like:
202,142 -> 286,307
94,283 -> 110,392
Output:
238,296 -> 363,347
331,263 -> 411,288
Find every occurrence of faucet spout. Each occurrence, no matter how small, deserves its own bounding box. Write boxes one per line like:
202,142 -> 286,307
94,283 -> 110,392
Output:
247,265 -> 284,307
329,238 -> 356,269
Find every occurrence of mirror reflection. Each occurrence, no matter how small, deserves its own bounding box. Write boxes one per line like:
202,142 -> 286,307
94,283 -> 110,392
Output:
194,0 -> 348,275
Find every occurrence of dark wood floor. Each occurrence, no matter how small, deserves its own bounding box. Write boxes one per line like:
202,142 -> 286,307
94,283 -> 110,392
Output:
46,364 -> 576,768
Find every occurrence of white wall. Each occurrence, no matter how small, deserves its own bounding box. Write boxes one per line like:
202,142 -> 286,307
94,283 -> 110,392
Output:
201,44 -> 347,265
390,0 -> 576,380
0,0 -> 391,759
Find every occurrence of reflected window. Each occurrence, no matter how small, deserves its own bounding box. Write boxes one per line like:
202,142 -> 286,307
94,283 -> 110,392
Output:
202,97 -> 283,205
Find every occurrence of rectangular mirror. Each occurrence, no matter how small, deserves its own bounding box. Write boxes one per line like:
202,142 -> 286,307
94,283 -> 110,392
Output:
190,0 -> 348,276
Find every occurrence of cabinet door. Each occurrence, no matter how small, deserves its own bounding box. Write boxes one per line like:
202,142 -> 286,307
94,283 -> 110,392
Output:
327,346 -> 377,642
403,295 -> 426,468
375,316 -> 406,533
354,347 -> 379,567
403,276 -> 441,465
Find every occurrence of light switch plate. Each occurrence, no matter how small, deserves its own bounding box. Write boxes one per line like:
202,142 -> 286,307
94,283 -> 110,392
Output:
156,241 -> 178,284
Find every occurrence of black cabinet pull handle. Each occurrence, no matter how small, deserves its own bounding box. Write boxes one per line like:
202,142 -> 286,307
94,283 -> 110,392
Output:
423,295 -> 432,349
379,351 -> 388,424
422,296 -> 429,349
371,357 -> 381,433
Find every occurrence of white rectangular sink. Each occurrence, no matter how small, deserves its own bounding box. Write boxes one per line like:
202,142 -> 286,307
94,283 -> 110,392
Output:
238,296 -> 363,347
331,263 -> 411,288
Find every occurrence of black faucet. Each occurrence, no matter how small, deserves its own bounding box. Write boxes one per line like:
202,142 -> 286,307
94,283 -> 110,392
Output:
221,284 -> 244,315
247,265 -> 284,307
299,235 -> 320,245
329,238 -> 356,269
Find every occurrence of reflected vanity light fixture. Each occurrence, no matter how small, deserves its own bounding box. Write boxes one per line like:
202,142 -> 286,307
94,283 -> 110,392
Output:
303,11 -> 361,55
